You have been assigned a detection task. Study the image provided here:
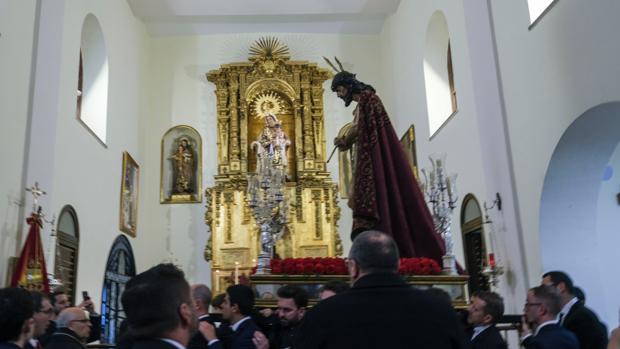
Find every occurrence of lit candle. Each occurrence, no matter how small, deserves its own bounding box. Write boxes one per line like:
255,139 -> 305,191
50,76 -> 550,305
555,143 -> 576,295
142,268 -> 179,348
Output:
488,253 -> 496,268
234,261 -> 240,284
215,269 -> 220,292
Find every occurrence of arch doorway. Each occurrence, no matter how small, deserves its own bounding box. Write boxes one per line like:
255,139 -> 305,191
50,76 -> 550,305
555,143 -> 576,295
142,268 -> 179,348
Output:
460,194 -> 489,293
539,102 -> 620,328
100,235 -> 136,344
55,205 -> 80,302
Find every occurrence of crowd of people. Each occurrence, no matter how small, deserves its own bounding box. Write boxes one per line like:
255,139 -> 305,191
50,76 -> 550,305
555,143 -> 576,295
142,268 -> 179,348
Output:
1,230 -> 619,349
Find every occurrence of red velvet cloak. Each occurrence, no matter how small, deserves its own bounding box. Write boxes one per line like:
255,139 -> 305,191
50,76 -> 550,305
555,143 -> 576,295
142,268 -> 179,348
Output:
351,90 -> 445,262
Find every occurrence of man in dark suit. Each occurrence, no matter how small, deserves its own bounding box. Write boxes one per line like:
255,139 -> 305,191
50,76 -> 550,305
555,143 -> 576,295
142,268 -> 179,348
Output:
187,284 -> 213,349
542,271 -> 607,349
293,230 -> 468,349
467,291 -> 507,349
121,263 -> 198,349
199,285 -> 263,349
268,285 -> 308,349
521,285 -> 579,349
0,287 -> 35,349
24,291 -> 53,349
187,284 -> 232,349
39,288 -> 101,346
45,307 -> 92,349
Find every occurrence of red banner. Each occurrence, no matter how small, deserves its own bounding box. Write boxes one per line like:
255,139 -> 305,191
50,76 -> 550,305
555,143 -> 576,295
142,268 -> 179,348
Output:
10,211 -> 50,293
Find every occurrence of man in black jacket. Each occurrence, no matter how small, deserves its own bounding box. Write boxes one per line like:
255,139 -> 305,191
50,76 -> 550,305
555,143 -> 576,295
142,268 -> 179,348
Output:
121,263 -> 198,349
294,230 -> 468,349
39,288 -> 101,346
542,271 -> 607,349
467,291 -> 507,349
268,285 -> 308,349
45,307 -> 92,349
0,287 -> 34,349
199,285 -> 263,349
24,291 -> 53,349
187,284 -> 232,349
187,284 -> 213,349
521,285 -> 579,349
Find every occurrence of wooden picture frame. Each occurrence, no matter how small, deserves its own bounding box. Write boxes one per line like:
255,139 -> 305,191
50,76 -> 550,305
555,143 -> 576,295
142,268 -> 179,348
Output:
119,151 -> 139,237
400,124 -> 419,181
160,125 -> 202,204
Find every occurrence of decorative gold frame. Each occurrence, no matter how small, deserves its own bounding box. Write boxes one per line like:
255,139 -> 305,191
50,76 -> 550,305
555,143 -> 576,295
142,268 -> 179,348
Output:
400,124 -> 419,181
119,151 -> 139,237
160,125 -> 203,204
204,37 -> 342,285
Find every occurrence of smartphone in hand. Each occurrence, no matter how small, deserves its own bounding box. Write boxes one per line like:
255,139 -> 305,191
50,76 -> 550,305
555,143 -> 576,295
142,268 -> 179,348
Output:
82,291 -> 91,301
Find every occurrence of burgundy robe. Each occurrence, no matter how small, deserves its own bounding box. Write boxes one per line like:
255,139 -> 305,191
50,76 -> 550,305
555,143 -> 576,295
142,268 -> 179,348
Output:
351,90 -> 446,261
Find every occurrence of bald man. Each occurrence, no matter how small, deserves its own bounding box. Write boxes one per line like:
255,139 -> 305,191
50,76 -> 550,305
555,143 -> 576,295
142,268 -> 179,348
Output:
45,307 -> 92,349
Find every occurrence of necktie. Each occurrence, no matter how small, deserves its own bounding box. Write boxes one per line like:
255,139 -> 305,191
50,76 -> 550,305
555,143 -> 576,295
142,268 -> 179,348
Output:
558,312 -> 564,325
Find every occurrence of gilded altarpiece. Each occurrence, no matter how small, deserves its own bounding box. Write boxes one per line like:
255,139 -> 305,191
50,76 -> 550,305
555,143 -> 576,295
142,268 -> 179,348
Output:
204,38 -> 342,293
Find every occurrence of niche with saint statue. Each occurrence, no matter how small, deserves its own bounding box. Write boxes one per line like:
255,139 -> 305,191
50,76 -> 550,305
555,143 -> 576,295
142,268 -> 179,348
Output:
160,125 -> 202,204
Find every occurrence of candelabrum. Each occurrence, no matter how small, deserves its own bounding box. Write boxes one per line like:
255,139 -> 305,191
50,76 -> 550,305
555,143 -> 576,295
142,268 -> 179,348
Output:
421,154 -> 458,275
481,195 -> 504,288
247,145 -> 289,274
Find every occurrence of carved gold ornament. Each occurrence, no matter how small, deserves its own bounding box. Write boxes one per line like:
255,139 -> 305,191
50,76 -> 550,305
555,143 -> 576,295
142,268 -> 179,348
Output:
249,37 -> 290,75
205,37 -> 339,294
252,91 -> 284,119
249,37 -> 290,62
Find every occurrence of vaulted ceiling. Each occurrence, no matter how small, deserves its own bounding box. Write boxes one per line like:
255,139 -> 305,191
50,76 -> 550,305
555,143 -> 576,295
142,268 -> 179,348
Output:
127,0 -> 401,36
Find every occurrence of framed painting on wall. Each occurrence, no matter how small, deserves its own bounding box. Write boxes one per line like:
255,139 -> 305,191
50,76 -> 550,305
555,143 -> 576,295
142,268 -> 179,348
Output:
119,151 -> 139,237
160,125 -> 202,204
400,124 -> 419,181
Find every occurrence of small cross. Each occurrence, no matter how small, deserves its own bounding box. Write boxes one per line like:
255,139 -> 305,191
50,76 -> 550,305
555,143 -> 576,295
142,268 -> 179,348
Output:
25,182 -> 46,210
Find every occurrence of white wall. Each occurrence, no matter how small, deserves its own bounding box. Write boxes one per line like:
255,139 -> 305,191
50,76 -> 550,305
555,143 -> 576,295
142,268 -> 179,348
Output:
143,33 -> 382,285
0,0 -> 37,285
490,0 -> 620,306
24,0 -> 152,309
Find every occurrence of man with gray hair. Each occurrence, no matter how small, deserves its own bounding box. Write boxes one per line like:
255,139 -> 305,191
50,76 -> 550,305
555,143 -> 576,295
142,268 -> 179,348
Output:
521,285 -> 579,349
45,307 -> 92,349
294,230 -> 467,349
187,284 -> 221,349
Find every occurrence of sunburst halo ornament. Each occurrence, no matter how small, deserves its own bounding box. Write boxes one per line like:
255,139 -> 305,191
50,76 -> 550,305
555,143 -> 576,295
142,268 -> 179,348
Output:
252,91 -> 283,119
249,37 -> 290,62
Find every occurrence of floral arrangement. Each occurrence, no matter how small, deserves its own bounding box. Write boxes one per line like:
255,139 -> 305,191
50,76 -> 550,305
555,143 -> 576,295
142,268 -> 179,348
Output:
251,257 -> 441,276
270,257 -> 348,275
398,257 -> 442,275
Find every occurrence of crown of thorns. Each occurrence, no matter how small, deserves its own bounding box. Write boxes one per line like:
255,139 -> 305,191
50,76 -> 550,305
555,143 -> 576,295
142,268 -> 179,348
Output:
323,56 -> 345,73
323,57 -> 360,92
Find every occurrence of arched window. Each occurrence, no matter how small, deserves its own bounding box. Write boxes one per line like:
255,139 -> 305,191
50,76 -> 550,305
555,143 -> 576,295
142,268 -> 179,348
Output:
55,205 -> 80,303
447,42 -> 457,114
527,0 -> 557,26
101,235 -> 136,344
460,194 -> 489,293
424,11 -> 457,137
77,14 -> 108,145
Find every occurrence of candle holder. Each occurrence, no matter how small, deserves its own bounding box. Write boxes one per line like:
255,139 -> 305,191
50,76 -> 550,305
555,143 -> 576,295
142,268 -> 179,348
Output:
421,154 -> 458,275
482,264 -> 504,288
247,133 -> 289,275
482,197 -> 504,289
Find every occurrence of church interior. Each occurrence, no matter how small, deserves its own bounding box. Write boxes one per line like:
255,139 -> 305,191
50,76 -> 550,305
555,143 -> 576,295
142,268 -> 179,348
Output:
2,0 -> 619,345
